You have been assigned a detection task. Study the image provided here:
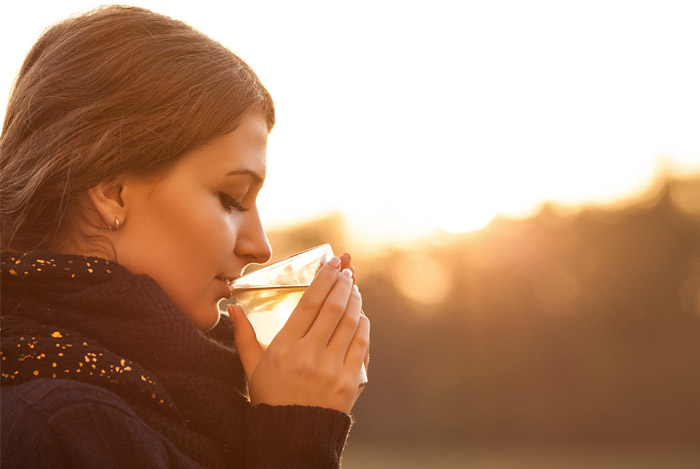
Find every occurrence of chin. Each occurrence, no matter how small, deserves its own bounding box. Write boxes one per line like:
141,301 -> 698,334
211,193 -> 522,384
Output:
201,313 -> 221,332
190,304 -> 222,332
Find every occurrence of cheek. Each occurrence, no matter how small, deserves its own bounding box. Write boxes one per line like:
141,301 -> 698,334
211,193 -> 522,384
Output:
161,195 -> 234,271
123,190 -> 235,292
127,193 -> 236,329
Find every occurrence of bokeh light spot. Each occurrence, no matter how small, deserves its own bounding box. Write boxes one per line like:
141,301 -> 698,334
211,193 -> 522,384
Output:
391,251 -> 451,308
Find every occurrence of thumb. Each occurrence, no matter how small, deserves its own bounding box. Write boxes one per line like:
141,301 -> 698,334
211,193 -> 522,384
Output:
229,304 -> 263,383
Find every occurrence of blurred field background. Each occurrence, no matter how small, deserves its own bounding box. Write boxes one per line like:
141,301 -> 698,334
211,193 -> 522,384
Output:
266,174 -> 700,468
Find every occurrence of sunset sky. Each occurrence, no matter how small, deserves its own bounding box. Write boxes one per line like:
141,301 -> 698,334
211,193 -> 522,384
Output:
2,1 -> 699,250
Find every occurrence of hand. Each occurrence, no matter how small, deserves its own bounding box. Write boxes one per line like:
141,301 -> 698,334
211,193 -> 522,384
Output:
231,256 -> 370,414
338,253 -> 356,284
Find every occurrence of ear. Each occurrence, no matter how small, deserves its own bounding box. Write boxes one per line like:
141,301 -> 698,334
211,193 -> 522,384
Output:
86,178 -> 126,230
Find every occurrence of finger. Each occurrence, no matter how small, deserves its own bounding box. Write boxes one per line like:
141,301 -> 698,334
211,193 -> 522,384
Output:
361,311 -> 370,371
361,311 -> 370,389
339,253 -> 351,270
280,257 -> 341,339
339,253 -> 356,284
326,286 -> 362,356
304,268 -> 354,346
344,314 -> 370,380
230,304 -> 264,383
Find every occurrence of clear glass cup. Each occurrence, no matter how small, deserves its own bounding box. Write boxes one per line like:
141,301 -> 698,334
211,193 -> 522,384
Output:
226,244 -> 368,386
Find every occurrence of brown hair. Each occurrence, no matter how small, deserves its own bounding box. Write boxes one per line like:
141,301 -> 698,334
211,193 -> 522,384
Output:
0,5 -> 274,252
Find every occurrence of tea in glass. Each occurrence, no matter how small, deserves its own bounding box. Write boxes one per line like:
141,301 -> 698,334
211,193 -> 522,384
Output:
225,244 -> 368,385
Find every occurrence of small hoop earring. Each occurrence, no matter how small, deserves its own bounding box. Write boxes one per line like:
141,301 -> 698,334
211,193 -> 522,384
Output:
109,217 -> 120,231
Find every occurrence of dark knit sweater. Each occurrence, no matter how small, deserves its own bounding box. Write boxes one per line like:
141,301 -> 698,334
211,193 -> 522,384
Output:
1,251 -> 352,468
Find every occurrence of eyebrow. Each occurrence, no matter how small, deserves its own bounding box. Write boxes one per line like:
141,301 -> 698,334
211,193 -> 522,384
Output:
227,169 -> 264,184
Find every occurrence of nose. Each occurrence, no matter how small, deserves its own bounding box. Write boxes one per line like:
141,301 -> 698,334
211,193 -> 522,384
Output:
234,206 -> 272,265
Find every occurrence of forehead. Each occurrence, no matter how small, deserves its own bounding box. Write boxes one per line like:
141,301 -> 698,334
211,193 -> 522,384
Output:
175,113 -> 268,179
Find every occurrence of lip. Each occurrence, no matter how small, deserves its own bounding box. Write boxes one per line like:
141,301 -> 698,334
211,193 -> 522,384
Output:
216,276 -> 237,299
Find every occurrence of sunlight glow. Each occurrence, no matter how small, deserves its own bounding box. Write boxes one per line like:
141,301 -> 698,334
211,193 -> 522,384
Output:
435,211 -> 494,235
391,251 -> 451,308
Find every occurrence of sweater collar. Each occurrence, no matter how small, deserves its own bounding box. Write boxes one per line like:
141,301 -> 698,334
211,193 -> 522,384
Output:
1,250 -> 249,453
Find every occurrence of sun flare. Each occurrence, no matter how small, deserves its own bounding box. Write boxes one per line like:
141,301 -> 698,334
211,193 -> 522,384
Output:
435,212 -> 495,234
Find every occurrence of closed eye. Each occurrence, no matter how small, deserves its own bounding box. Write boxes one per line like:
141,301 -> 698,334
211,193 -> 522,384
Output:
218,191 -> 249,213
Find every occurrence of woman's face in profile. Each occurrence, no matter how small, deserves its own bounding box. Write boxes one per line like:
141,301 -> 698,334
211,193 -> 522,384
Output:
114,112 -> 272,329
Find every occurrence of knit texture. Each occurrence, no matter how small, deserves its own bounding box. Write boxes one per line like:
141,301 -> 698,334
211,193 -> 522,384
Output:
1,250 -> 352,468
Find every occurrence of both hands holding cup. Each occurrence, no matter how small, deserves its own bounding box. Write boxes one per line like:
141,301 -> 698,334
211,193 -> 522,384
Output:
229,251 -> 370,415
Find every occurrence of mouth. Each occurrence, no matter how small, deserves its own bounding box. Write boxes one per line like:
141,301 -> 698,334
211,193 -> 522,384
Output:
216,276 -> 238,292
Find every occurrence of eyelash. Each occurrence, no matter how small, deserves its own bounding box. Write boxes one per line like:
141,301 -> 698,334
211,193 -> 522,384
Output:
218,191 -> 249,213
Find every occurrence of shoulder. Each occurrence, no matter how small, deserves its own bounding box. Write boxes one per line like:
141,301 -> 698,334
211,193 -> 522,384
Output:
3,378 -> 137,418
2,379 -> 199,468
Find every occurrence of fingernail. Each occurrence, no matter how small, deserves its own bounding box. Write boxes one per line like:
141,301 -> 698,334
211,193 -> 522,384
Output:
341,268 -> 353,278
352,284 -> 359,293
328,257 -> 341,268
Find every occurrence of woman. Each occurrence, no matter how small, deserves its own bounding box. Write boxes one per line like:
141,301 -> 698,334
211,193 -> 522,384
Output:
0,5 -> 369,468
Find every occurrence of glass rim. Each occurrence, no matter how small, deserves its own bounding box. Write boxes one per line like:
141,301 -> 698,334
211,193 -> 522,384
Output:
230,243 -> 332,288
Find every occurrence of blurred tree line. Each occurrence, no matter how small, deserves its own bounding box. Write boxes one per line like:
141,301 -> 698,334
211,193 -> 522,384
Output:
266,174 -> 700,449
